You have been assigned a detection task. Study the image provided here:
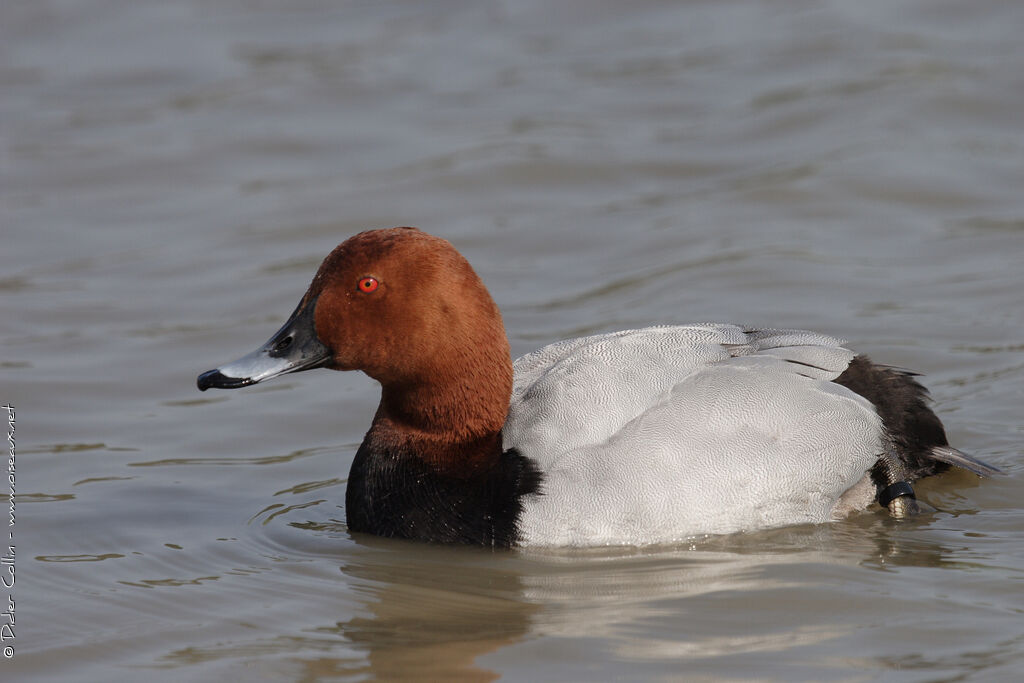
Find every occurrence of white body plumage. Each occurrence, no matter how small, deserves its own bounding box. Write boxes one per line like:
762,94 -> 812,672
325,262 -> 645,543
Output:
504,325 -> 883,546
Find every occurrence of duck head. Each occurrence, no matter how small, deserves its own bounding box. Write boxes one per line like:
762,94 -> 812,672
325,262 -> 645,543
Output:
197,227 -> 513,441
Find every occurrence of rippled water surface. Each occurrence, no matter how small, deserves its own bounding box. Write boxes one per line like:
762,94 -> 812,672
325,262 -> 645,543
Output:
5,0 -> 1024,680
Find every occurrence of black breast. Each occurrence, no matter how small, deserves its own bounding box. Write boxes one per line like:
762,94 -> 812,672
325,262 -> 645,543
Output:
345,443 -> 542,547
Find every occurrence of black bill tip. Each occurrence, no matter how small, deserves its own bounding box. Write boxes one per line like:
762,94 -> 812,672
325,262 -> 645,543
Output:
197,369 -> 255,391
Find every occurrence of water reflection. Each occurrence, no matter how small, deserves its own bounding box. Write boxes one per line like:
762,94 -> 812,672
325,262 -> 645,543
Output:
333,550 -> 531,681
276,508 -> 985,679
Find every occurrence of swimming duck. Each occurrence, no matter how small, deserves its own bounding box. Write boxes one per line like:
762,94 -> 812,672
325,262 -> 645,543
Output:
197,227 -> 998,547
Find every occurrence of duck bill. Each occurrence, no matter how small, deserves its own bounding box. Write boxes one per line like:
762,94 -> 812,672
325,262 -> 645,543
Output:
197,296 -> 331,391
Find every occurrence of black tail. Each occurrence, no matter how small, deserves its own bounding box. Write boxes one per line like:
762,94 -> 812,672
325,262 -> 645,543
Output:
833,355 -> 1000,497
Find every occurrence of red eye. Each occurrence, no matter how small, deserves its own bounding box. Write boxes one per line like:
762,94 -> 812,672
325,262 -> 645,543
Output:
357,277 -> 379,293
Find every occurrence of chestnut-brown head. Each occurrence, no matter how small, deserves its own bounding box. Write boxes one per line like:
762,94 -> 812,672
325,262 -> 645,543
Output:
198,227 -> 513,441
308,228 -> 505,382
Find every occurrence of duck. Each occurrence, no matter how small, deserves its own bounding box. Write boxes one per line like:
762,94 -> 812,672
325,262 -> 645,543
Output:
197,227 -> 999,547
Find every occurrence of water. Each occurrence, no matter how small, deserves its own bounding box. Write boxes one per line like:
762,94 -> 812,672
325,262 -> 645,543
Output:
4,0 -> 1024,680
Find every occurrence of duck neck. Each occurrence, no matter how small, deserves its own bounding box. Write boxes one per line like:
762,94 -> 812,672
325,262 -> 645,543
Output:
371,344 -> 513,472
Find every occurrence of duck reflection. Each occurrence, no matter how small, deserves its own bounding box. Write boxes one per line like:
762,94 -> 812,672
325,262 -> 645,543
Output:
323,538 -> 534,682
283,497 -> 979,680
